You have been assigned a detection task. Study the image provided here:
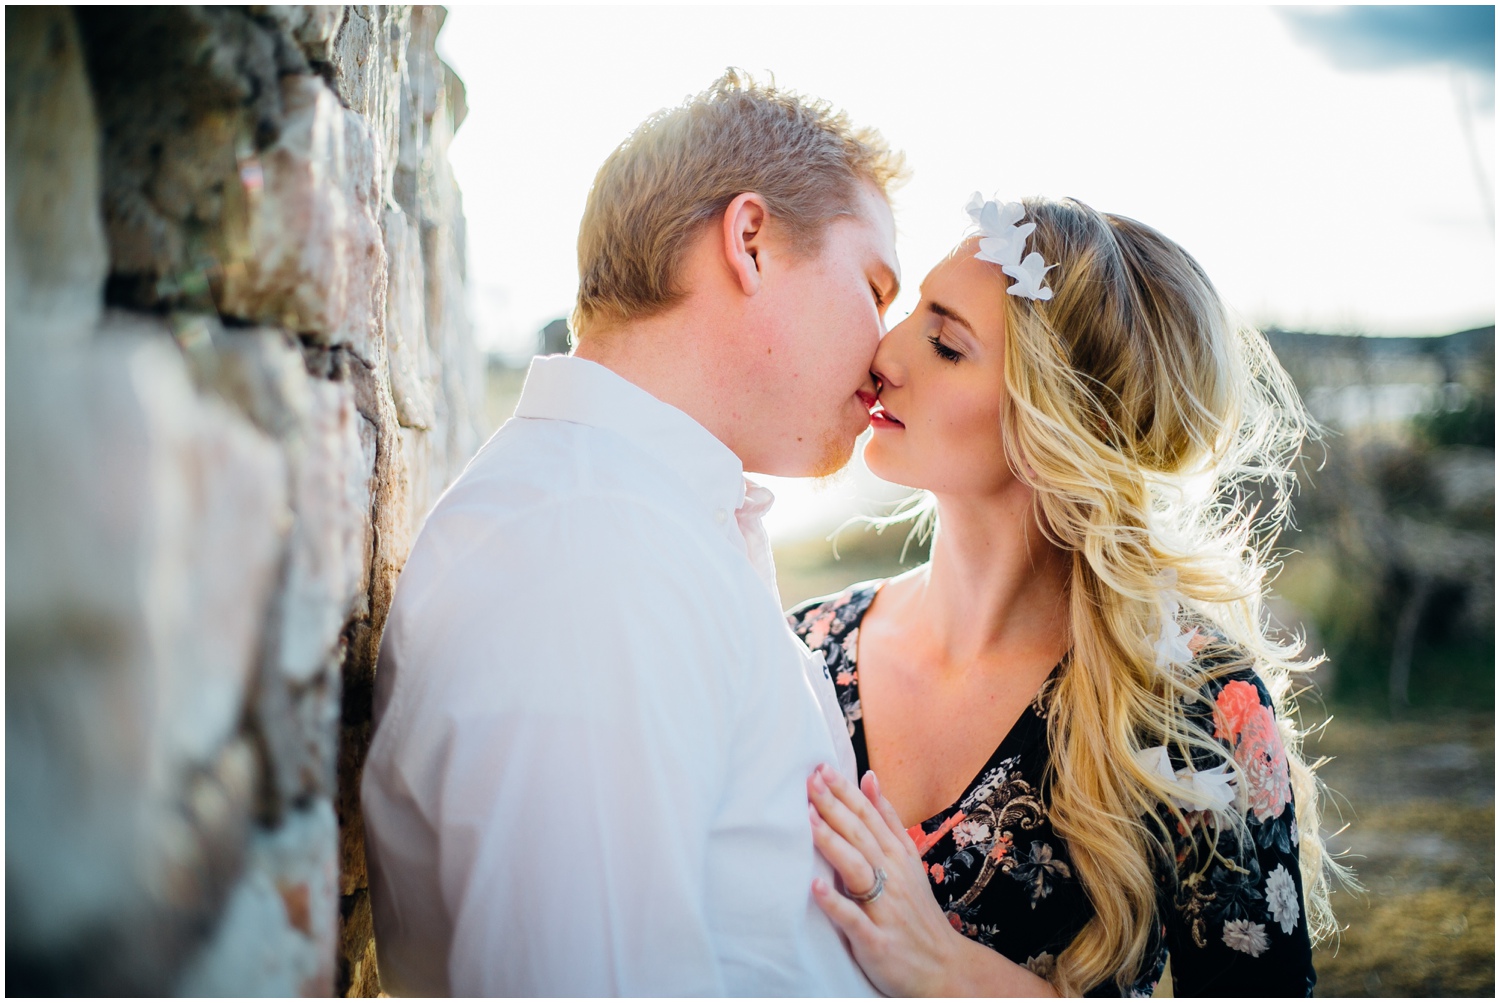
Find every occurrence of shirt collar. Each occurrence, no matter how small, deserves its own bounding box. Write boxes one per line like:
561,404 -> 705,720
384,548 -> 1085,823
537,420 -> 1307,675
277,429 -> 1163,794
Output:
513,355 -> 752,518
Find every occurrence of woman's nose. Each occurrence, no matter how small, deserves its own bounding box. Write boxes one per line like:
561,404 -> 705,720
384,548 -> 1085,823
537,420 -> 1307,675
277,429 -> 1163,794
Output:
871,315 -> 910,390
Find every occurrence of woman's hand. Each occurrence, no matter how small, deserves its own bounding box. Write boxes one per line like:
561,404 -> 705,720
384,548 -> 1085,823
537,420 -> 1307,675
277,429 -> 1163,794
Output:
806,764 -> 1059,997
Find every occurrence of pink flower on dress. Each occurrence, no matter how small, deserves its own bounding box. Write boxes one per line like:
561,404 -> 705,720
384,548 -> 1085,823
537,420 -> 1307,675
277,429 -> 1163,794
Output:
835,670 -> 855,686
1213,680 -> 1291,821
989,832 -> 1014,862
804,607 -> 837,649
1214,678 -> 1261,733
910,811 -> 965,857
930,863 -> 946,883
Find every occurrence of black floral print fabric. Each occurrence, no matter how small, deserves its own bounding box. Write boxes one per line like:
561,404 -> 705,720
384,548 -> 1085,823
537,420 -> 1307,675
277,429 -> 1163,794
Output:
789,582 -> 1316,997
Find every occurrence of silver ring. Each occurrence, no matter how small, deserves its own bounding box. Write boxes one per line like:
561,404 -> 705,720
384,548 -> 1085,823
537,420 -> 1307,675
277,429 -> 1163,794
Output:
847,867 -> 886,904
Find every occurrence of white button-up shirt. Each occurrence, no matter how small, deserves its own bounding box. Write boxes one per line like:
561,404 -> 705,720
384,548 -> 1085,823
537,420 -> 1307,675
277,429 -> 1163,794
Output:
362,355 -> 874,997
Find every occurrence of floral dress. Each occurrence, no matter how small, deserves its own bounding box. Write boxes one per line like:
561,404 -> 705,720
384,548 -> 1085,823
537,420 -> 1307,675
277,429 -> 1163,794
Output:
789,582 -> 1315,997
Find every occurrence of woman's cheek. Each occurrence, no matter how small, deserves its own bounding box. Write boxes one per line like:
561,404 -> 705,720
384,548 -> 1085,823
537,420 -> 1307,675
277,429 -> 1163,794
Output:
954,389 -> 1000,443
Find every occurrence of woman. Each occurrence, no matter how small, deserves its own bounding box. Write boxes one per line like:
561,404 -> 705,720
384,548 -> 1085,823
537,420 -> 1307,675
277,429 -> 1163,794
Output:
793,194 -> 1342,996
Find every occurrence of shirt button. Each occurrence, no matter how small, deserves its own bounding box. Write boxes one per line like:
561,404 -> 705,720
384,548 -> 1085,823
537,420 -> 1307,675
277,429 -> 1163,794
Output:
714,508 -> 729,525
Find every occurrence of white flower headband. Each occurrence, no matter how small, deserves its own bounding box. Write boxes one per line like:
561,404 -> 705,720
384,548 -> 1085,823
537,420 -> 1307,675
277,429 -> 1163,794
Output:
965,192 -> 1056,301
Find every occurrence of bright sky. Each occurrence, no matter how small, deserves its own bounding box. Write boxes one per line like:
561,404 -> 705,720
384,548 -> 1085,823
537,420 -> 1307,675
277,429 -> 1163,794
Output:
440,4 -> 1495,362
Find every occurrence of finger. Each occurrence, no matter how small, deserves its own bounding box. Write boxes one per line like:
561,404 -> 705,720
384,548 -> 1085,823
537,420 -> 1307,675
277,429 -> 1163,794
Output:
809,769 -> 886,864
819,764 -> 907,858
811,876 -> 881,947
809,803 -> 882,897
862,771 -> 920,856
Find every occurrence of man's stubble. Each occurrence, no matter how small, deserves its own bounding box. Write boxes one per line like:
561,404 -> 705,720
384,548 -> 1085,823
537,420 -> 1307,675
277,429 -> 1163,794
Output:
807,427 -> 859,480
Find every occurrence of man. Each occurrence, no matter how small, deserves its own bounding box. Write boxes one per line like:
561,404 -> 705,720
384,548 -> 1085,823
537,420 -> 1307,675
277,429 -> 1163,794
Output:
362,70 -> 904,995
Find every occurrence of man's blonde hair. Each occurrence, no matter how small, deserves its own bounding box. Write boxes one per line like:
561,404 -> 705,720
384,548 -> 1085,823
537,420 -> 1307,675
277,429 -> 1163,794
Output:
571,69 -> 906,338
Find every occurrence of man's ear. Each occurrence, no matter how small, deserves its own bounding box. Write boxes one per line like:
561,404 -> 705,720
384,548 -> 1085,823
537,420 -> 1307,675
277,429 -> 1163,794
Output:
721,192 -> 767,297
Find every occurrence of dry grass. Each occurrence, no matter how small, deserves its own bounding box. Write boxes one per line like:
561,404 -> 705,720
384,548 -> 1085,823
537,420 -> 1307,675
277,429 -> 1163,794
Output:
1306,712 -> 1495,997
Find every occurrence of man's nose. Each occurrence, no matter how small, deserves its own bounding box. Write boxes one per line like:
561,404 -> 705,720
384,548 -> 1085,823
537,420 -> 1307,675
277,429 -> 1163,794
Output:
870,329 -> 904,392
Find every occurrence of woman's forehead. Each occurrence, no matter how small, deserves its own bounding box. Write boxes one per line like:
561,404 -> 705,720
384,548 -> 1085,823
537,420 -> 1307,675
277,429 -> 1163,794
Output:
921,245 -> 1006,331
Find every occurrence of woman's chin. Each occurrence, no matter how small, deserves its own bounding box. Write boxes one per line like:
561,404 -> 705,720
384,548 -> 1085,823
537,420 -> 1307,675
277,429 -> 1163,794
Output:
861,441 -> 918,489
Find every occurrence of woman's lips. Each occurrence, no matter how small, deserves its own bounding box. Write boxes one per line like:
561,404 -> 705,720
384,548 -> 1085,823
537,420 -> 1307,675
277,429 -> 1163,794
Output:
867,396 -> 904,429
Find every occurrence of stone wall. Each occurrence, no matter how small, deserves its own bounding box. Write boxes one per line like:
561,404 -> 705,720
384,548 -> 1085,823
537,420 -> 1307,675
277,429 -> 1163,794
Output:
6,7 -> 481,995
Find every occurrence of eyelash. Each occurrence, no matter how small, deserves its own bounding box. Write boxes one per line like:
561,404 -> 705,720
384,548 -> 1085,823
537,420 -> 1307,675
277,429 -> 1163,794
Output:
927,334 -> 962,363
871,285 -> 885,309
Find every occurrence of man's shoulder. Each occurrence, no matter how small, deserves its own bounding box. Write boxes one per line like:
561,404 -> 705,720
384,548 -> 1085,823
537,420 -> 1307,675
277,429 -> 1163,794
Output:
377,417 -> 767,722
445,415 -> 707,524
400,417 -> 749,611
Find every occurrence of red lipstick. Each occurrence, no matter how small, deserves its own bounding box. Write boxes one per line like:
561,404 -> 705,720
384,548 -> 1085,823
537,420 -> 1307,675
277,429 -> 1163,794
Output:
867,396 -> 904,430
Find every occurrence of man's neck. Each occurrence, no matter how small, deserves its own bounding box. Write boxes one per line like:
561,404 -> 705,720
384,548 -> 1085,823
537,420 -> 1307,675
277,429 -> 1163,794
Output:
573,317 -> 749,467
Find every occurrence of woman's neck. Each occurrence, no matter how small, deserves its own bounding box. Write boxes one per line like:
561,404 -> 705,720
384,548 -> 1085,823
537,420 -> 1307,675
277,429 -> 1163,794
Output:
905,486 -> 1072,674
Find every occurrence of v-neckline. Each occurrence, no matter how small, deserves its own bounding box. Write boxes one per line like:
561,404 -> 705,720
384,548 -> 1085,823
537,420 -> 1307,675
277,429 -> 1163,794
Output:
841,580 -> 1060,830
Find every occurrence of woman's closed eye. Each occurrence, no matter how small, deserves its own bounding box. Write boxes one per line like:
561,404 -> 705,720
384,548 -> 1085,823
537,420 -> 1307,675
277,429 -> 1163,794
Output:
927,334 -> 962,363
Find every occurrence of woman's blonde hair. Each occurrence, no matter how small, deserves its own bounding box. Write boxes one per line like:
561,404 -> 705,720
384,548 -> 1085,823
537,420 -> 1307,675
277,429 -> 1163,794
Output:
571,69 -> 906,339
899,197 -> 1346,994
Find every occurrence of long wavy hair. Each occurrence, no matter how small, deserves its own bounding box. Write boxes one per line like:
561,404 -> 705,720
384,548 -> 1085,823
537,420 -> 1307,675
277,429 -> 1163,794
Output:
890,197 -> 1345,994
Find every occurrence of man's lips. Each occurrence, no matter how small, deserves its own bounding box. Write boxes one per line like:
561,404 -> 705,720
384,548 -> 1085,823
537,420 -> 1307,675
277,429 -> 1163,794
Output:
858,389 -> 904,428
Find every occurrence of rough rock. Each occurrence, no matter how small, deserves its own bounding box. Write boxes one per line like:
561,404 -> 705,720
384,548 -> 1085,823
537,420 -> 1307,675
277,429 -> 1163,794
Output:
217,74 -> 351,337
278,369 -> 376,684
4,7 -> 107,348
383,206 -> 436,429
332,104 -> 390,363
213,71 -> 390,361
75,7 -> 299,304
177,800 -> 340,996
252,5 -> 347,65
7,322 -> 286,991
329,6 -> 410,203
400,425 -> 440,538
254,653 -> 342,818
10,314 -> 288,764
7,8 -> 480,996
212,324 -> 318,439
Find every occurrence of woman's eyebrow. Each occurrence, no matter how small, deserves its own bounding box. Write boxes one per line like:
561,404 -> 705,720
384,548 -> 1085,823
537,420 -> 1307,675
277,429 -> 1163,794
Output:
928,300 -> 976,334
